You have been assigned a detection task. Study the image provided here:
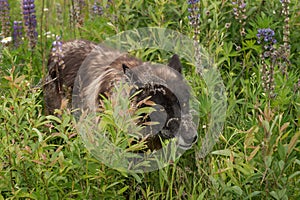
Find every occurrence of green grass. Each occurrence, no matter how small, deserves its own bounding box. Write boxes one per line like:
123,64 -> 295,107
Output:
0,0 -> 299,199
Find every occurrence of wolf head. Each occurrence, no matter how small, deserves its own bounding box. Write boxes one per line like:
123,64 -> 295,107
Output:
122,55 -> 198,150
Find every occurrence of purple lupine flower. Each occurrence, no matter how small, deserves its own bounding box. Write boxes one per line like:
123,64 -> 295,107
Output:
91,0 -> 112,17
187,0 -> 200,42
51,36 -> 65,70
56,3 -> 63,26
22,0 -> 38,48
51,36 -> 65,92
277,0 -> 290,78
256,28 -> 277,55
280,0 -> 290,3
239,2 -> 246,9
78,0 -> 86,19
12,21 -> 23,48
0,0 -> 11,38
232,0 -> 247,36
257,28 -> 277,98
257,28 -> 277,54
232,0 -> 246,19
279,0 -> 290,56
70,0 -> 87,27
92,2 -> 104,16
188,0 -> 200,4
187,0 -> 202,73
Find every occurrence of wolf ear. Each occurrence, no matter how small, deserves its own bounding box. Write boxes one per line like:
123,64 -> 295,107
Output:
123,64 -> 141,85
168,54 -> 182,74
122,63 -> 130,74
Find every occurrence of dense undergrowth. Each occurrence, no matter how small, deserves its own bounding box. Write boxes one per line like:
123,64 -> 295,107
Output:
0,0 -> 299,199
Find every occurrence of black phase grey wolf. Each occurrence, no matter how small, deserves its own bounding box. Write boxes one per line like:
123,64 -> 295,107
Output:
44,40 -> 198,150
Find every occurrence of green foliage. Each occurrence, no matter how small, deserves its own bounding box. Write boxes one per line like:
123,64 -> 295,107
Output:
1,0 -> 299,199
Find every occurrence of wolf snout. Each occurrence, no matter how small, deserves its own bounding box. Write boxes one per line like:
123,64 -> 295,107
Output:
180,125 -> 198,144
183,131 -> 198,144
177,114 -> 198,149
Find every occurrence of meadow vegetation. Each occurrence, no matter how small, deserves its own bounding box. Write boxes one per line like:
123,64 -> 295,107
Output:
0,0 -> 299,199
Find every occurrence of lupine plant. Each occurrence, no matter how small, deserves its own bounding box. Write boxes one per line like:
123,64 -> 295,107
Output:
277,0 -> 291,78
280,0 -> 291,57
51,36 -> 64,66
55,3 -> 63,26
257,28 -> 277,100
90,0 -> 112,20
70,0 -> 86,28
0,0 -> 10,39
232,0 -> 247,36
12,21 -> 23,48
187,0 -> 200,43
92,1 -> 104,16
187,0 -> 203,74
92,0 -> 112,16
22,0 -> 38,48
50,36 -> 65,93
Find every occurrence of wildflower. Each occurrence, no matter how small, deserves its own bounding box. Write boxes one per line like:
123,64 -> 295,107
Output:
187,1 -> 200,23
239,2 -> 246,9
257,28 -> 277,52
56,3 -> 63,26
22,0 -> 38,48
280,0 -> 290,4
92,2 -> 104,16
0,0 -> 11,38
225,23 -> 231,29
78,0 -> 86,22
70,0 -> 86,27
12,21 -> 23,48
232,0 -> 247,36
43,31 -> 56,39
277,0 -> 290,77
79,0 -> 86,7
51,36 -> 65,92
187,0 -> 200,42
235,45 -> 241,51
294,79 -> 300,93
51,36 -> 64,65
187,0 -> 202,73
188,0 -> 200,4
1,36 -> 12,44
232,0 -> 247,20
90,0 -> 112,18
257,28 -> 277,99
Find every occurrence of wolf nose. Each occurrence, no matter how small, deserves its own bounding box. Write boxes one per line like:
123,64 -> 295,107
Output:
192,134 -> 198,143
183,134 -> 198,144
190,134 -> 198,144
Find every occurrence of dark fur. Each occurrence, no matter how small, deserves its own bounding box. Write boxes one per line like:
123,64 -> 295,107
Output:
44,40 -> 197,150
